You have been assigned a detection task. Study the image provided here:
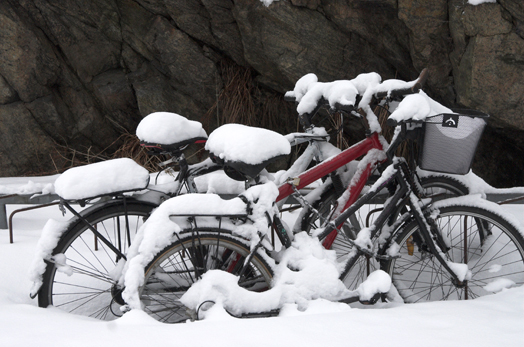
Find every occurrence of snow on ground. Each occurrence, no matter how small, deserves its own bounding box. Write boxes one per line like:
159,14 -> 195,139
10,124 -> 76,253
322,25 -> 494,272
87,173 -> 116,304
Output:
0,191 -> 522,346
0,175 -> 58,196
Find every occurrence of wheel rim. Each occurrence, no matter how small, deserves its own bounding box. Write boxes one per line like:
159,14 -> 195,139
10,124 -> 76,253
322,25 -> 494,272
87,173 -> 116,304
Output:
336,179 -> 467,291
46,209 -> 149,320
389,209 -> 524,302
141,235 -> 272,323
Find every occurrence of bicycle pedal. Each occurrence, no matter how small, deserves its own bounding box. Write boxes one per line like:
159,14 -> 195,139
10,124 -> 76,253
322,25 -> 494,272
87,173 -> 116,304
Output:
358,292 -> 383,305
186,308 -> 197,321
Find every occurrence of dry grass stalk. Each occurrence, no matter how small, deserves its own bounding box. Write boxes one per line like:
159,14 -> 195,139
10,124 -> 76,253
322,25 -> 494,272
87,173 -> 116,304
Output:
204,59 -> 295,135
376,104 -> 419,165
327,112 -> 350,150
205,61 -> 256,127
50,132 -> 164,174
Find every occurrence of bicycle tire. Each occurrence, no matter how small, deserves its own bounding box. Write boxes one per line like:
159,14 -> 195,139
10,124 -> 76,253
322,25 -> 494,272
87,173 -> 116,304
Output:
140,232 -> 273,323
384,204 -> 524,302
38,200 -> 155,320
300,175 -> 469,291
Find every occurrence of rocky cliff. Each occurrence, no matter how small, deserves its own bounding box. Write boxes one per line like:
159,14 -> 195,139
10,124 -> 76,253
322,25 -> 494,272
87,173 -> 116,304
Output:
1,0 -> 523,186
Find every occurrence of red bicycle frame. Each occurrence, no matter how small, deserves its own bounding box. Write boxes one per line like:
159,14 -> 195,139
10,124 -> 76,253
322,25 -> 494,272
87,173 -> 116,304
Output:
275,132 -> 384,249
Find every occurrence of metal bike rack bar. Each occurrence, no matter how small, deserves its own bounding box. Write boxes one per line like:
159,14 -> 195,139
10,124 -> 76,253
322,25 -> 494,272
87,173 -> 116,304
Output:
0,193 -> 60,229
0,194 -> 17,230
495,195 -> 524,205
8,202 -> 60,244
2,191 -> 523,244
1,193 -> 60,243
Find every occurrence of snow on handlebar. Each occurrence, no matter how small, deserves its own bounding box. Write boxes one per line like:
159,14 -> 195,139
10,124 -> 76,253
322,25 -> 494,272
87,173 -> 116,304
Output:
285,69 -> 430,132
386,91 -> 455,127
285,72 -> 381,115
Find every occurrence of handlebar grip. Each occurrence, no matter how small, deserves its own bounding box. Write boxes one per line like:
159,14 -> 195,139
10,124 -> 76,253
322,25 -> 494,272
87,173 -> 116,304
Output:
375,68 -> 429,99
412,68 -> 429,92
386,117 -> 398,127
333,102 -> 355,113
284,94 -> 296,102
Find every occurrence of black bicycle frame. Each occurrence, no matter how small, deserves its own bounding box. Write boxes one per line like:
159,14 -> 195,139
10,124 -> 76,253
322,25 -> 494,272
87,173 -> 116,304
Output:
306,158 -> 465,284
60,198 -> 129,261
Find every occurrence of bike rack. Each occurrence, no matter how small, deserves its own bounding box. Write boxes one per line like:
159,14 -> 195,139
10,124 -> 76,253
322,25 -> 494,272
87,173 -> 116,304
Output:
1,193 -> 60,243
2,191 -> 523,244
0,194 -> 17,229
8,202 -> 60,244
497,195 -> 524,205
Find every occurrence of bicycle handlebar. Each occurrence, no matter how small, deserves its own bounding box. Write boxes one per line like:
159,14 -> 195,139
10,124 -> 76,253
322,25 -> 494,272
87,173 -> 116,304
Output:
386,117 -> 399,127
375,68 -> 428,100
286,68 -> 429,129
384,69 -> 429,128
286,132 -> 331,146
284,95 -> 355,113
283,94 -> 297,102
284,95 -> 356,130
333,102 -> 355,113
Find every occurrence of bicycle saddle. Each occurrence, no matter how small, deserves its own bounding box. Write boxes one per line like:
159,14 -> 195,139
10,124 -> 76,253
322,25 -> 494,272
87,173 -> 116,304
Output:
136,112 -> 208,154
206,124 -> 291,181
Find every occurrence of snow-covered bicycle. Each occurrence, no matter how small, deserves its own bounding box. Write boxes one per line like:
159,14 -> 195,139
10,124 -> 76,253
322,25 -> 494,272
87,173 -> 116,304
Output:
117,73 -> 524,323
31,70 -> 505,321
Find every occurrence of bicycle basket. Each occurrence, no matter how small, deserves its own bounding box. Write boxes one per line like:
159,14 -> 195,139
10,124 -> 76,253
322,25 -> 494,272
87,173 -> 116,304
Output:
417,110 -> 488,175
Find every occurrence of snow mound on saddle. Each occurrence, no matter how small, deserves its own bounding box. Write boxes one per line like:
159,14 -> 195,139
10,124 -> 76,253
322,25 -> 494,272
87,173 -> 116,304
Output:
54,158 -> 150,200
136,112 -> 207,145
206,124 -> 290,165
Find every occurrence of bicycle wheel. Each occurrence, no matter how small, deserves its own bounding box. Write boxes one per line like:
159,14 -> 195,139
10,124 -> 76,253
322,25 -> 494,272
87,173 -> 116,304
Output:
418,175 -> 469,201
140,232 -> 273,323
385,204 -> 524,302
301,175 -> 468,291
38,200 -> 155,320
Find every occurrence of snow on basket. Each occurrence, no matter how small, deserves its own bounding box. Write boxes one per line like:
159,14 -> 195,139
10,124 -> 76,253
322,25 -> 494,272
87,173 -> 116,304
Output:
136,112 -> 207,146
54,158 -> 150,200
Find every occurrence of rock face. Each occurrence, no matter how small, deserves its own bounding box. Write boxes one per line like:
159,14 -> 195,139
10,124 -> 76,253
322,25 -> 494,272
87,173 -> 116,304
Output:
0,0 -> 523,186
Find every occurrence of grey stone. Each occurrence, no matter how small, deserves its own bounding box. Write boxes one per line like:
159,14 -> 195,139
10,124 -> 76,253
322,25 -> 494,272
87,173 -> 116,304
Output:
0,1 -> 58,102
0,0 -> 523,186
0,75 -> 18,104
462,3 -> 513,37
398,0 -> 454,98
456,32 -> 524,130
92,69 -> 142,133
0,102 -> 63,176
499,0 -> 524,22
130,65 -> 209,121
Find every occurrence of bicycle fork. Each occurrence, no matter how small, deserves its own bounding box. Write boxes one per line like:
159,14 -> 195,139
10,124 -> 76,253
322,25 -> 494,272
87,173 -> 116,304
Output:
406,194 -> 470,285
324,161 -> 469,289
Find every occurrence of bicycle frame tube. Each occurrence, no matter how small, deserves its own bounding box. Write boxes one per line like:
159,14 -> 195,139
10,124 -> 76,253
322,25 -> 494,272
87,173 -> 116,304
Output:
276,132 -> 383,202
61,200 -> 128,260
320,162 -> 404,249
275,132 -> 383,249
321,159 -> 465,284
321,161 -> 378,249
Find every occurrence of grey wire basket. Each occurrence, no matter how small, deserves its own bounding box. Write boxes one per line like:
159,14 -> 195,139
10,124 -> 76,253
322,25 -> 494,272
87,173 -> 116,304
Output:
417,110 -> 489,175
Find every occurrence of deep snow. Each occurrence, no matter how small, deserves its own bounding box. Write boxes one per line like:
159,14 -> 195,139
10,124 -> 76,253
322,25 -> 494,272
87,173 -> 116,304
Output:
0,193 -> 522,346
